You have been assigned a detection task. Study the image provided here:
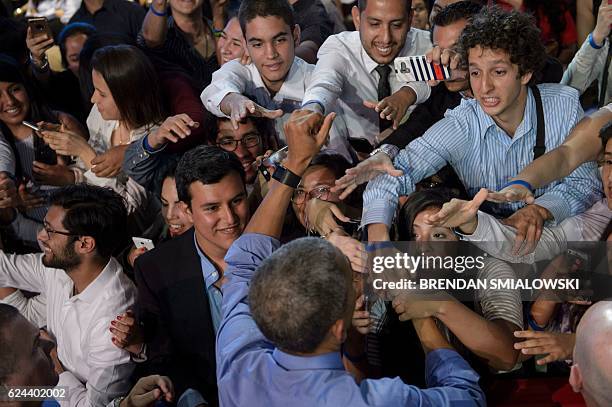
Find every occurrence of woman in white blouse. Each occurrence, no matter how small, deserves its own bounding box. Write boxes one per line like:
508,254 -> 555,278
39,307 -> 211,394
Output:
40,44 -> 197,234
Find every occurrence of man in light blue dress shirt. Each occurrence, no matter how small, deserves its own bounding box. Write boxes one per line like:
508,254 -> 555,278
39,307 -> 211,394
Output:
216,109 -> 486,406
363,7 -> 602,253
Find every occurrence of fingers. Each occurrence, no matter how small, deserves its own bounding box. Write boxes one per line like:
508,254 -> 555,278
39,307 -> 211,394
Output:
329,204 -> 350,223
315,112 -> 336,146
337,182 -> 358,200
253,104 -> 284,119
472,188 -> 489,207
363,100 -> 378,110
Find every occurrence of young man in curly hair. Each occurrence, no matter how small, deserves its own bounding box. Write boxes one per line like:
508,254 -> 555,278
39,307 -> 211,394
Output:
363,6 -> 601,251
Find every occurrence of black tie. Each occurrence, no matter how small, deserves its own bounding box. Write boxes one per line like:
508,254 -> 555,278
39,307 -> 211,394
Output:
375,64 -> 392,132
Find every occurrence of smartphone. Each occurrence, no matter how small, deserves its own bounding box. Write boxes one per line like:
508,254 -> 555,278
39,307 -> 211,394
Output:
22,120 -> 41,132
27,17 -> 53,39
34,133 -> 57,165
394,55 -> 451,82
132,237 -> 155,251
259,146 -> 289,181
347,137 -> 374,154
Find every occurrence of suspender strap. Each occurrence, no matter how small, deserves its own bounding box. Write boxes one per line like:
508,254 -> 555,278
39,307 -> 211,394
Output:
531,85 -> 546,160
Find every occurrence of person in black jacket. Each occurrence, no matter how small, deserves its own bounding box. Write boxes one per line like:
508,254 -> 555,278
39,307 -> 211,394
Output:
120,146 -> 250,407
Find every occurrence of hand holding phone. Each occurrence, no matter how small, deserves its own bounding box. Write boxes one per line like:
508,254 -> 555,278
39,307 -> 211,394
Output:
132,237 -> 155,251
394,55 -> 451,83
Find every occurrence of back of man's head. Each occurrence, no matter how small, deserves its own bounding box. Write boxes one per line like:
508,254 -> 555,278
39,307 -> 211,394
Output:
49,184 -> 127,259
456,6 -> 545,83
571,301 -> 612,406
432,0 -> 482,28
249,237 -> 351,353
238,0 -> 295,35
175,145 -> 246,205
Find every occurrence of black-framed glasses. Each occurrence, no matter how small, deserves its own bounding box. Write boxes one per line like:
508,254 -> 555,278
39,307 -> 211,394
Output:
216,133 -> 261,152
42,222 -> 79,239
292,185 -> 334,205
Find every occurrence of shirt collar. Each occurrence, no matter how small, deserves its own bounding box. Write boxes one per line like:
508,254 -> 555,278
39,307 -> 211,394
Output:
476,86 -> 535,141
272,348 -> 345,371
193,231 -> 221,289
71,257 -> 119,304
361,29 -> 414,75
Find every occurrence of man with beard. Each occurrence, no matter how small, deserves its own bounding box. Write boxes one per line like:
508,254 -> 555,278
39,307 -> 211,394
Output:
0,184 -> 136,406
116,146 -> 250,407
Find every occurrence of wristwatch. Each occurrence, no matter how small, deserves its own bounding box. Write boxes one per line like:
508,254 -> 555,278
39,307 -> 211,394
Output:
369,144 -> 400,160
30,52 -> 49,72
271,165 -> 301,188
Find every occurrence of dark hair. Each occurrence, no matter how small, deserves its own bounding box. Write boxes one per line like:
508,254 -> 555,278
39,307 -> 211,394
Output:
357,0 -> 412,12
456,6 -> 546,84
78,33 -> 134,109
524,0 -> 567,46
0,18 -> 27,63
175,145 -> 246,204
238,0 -> 295,35
212,116 -> 276,151
0,54 -> 59,178
0,304 -> 20,384
432,0 -> 482,27
58,23 -> 96,69
91,45 -> 166,130
397,188 -> 457,240
49,184 -> 128,259
250,237 -> 350,352
599,121 -> 612,148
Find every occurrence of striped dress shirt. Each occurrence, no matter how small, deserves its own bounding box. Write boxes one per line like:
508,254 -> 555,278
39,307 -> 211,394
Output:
363,84 -> 603,228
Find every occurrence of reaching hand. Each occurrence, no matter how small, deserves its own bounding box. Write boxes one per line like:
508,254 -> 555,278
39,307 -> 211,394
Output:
513,330 -> 575,365
332,151 -> 402,199
352,295 -> 372,335
424,46 -> 465,87
486,183 -> 535,204
327,231 -> 367,273
304,198 -> 350,236
392,294 -> 446,321
424,188 -> 488,233
502,204 -> 552,256
0,173 -> 18,209
32,159 -> 75,186
120,375 -> 174,407
221,93 -> 283,130
363,87 -> 416,130
147,114 -> 199,149
40,127 -> 92,158
110,310 -> 145,355
283,110 -> 335,168
593,1 -> 612,45
17,182 -> 45,210
91,145 -> 129,178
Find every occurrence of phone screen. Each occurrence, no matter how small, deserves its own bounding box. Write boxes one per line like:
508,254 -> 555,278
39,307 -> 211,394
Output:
34,136 -> 57,166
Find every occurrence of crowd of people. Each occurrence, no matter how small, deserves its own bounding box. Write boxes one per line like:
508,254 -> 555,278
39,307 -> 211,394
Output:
0,0 -> 611,406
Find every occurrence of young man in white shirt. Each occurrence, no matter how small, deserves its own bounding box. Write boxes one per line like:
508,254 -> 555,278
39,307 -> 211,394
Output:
200,0 -> 354,162
0,184 -> 136,407
300,0 -> 433,148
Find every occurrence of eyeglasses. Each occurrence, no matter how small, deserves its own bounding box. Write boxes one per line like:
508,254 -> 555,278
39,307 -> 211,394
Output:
42,222 -> 78,239
292,185 -> 334,205
216,133 -> 261,152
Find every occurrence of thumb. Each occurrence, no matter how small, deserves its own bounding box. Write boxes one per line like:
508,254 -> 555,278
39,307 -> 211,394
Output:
133,388 -> 161,407
264,109 -> 284,119
91,155 -> 102,165
316,112 -> 336,145
355,294 -> 364,309
330,204 -> 350,223
472,188 -> 489,207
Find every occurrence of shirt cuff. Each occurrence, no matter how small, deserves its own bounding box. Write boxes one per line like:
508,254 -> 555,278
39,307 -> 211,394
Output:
301,100 -> 325,115
404,81 -> 431,105
533,194 -> 571,225
177,388 -> 207,407
361,198 -> 396,228
143,135 -> 166,154
455,211 -> 490,241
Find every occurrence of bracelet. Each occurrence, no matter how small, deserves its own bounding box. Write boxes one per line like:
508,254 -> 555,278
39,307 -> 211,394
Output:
503,179 -> 533,191
528,314 -> 546,332
271,165 -> 301,188
589,32 -> 604,49
149,4 -> 168,17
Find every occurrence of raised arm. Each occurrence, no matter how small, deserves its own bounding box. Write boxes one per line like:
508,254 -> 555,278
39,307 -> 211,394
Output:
140,0 -> 170,49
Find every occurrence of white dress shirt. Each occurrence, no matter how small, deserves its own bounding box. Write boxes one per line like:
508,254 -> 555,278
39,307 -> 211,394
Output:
0,252 -> 136,407
200,58 -> 354,162
302,29 -> 433,145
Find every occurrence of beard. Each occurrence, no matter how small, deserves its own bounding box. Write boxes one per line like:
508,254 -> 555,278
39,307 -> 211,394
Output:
42,241 -> 81,271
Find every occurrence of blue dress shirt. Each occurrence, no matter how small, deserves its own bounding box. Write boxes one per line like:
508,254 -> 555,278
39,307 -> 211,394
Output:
217,233 -> 486,407
363,84 -> 602,228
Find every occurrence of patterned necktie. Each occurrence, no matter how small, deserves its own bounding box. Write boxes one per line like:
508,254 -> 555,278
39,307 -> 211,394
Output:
375,64 -> 392,132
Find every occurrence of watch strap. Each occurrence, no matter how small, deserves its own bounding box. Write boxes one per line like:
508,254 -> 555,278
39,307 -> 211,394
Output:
272,165 -> 301,188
